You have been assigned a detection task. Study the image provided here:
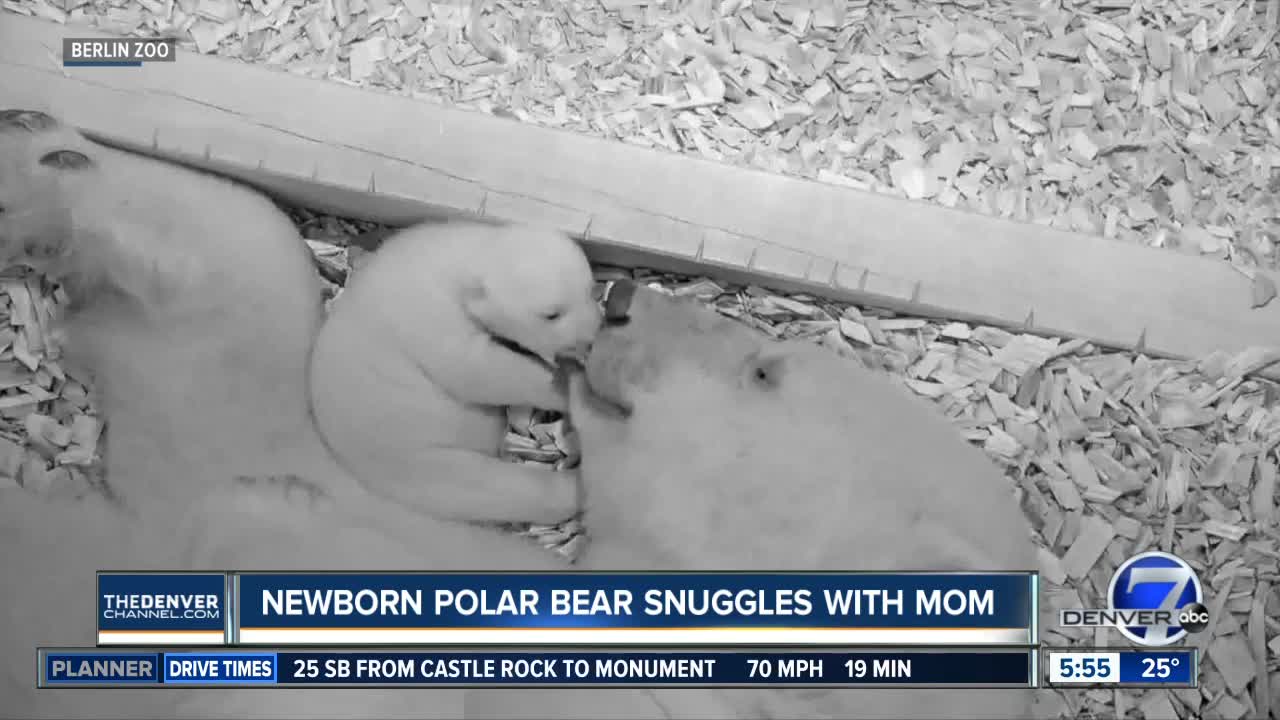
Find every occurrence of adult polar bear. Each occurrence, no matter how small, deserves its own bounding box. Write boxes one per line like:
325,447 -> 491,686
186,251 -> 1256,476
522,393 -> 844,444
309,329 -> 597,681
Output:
465,281 -> 1039,719
0,108 -> 564,718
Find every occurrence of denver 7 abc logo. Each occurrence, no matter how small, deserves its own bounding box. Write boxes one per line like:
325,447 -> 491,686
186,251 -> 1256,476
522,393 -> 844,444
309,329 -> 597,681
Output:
1060,551 -> 1210,646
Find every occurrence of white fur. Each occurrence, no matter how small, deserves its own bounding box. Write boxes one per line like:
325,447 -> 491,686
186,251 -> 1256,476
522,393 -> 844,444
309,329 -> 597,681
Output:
0,112 -> 561,718
466,286 -> 1042,719
309,221 -> 600,526
0,111 -> 328,511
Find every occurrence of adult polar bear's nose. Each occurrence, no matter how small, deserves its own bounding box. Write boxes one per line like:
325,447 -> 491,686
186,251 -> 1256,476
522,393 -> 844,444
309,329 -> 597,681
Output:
603,279 -> 637,325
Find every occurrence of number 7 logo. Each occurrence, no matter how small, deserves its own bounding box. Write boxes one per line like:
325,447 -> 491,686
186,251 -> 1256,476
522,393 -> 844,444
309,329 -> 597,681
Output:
1108,552 -> 1204,647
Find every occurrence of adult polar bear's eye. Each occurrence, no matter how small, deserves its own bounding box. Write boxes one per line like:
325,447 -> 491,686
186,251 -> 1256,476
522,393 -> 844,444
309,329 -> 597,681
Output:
745,352 -> 786,391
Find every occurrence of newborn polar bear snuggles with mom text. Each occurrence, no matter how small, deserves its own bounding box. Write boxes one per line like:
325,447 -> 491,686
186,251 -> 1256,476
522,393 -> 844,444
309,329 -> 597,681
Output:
0,108 -> 567,719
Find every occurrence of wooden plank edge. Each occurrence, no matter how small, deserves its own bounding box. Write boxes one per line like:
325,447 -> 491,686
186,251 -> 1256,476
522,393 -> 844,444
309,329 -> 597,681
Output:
76,131 -> 1280,384
2,14 -> 1277,383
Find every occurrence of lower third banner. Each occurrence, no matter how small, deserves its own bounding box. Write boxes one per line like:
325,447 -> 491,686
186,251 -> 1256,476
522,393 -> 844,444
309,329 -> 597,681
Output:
39,648 -> 1034,688
96,571 -> 1037,646
233,571 -> 1037,646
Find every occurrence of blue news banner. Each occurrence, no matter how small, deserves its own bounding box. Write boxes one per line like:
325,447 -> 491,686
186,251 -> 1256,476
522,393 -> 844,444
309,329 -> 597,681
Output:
145,571 -> 1033,645
97,571 -> 1037,646
40,648 -> 1034,688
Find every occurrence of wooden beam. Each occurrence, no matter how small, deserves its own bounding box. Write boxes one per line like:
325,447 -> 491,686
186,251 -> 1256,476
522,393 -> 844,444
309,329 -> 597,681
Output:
3,14 -> 1277,376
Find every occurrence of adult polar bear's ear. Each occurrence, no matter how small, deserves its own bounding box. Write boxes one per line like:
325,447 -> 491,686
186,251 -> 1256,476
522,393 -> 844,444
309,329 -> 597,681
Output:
39,149 -> 93,170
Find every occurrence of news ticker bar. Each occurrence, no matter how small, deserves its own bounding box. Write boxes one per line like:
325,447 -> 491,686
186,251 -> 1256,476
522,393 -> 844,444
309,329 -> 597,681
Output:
1044,648 -> 1198,688
96,571 -> 1038,647
43,647 -> 1199,689
41,648 -> 1035,689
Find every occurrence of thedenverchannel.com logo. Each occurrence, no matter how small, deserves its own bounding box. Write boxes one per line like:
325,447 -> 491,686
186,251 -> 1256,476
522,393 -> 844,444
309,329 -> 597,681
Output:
1059,551 -> 1210,647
